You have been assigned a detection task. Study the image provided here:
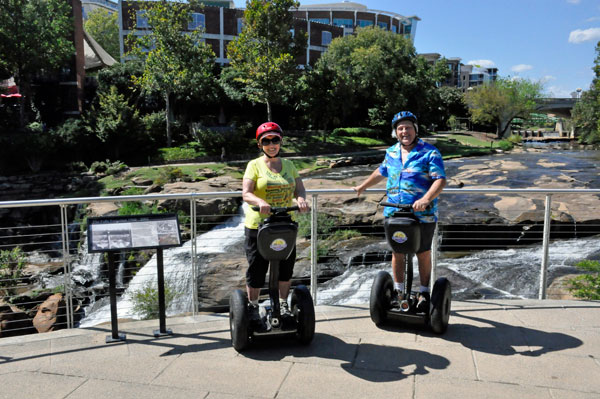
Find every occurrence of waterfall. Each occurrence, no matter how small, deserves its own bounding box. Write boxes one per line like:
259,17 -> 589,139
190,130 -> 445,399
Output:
79,205 -> 247,327
317,235 -> 600,305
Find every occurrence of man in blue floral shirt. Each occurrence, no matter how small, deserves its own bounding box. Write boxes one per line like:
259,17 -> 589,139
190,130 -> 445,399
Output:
353,111 -> 446,312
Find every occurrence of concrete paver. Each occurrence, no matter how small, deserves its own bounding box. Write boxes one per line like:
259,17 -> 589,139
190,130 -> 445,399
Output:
0,299 -> 598,399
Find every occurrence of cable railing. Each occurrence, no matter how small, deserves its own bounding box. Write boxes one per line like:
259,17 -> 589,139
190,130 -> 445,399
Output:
0,187 -> 599,338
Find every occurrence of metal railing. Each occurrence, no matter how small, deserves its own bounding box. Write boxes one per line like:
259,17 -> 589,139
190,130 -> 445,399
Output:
0,188 -> 599,336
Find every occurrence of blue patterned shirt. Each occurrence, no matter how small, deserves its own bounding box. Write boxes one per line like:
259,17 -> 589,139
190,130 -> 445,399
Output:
378,139 -> 446,222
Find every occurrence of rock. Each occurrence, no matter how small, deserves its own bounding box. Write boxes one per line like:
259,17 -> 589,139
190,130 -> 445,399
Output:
143,183 -> 163,194
197,168 -> 218,179
131,177 -> 153,186
33,293 -> 66,333
87,202 -> 119,217
0,304 -> 36,337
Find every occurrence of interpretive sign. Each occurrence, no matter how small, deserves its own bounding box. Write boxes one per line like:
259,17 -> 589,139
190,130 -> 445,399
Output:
87,213 -> 181,253
86,213 -> 182,342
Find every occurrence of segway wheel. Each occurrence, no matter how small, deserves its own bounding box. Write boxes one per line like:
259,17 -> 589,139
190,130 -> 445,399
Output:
291,285 -> 315,345
430,278 -> 451,334
229,289 -> 250,351
369,271 -> 394,326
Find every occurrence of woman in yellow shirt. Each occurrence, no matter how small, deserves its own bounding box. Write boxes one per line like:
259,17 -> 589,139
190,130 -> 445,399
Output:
242,122 -> 309,331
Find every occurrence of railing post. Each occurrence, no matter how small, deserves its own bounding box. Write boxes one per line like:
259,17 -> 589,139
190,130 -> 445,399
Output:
59,205 -> 73,329
190,197 -> 198,316
539,194 -> 552,300
310,194 -> 318,305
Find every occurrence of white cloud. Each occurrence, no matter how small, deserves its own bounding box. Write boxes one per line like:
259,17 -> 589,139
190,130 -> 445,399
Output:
567,0 -> 581,4
467,59 -> 496,68
511,64 -> 533,73
587,17 -> 600,22
569,27 -> 600,43
541,75 -> 557,83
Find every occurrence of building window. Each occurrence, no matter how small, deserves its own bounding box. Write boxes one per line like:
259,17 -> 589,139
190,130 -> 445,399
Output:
237,18 -> 244,34
310,18 -> 330,24
377,21 -> 388,30
333,18 -> 353,27
391,25 -> 397,33
357,19 -> 373,27
136,10 -> 149,28
188,13 -> 205,30
404,24 -> 412,34
322,31 -> 332,46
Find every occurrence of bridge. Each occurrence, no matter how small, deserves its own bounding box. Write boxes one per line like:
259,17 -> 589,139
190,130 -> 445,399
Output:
535,98 -> 578,118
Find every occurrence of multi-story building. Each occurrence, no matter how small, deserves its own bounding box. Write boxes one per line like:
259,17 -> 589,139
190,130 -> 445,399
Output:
118,1 -> 417,66
421,53 -> 499,91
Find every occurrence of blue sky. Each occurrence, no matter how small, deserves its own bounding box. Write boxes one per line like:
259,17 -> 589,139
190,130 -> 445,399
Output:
233,0 -> 600,98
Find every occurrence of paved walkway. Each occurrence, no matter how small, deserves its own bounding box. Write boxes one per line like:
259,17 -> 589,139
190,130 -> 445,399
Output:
0,299 -> 599,399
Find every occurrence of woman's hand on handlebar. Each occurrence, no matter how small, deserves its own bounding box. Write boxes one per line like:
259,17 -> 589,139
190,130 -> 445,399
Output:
296,197 -> 309,213
255,200 -> 271,215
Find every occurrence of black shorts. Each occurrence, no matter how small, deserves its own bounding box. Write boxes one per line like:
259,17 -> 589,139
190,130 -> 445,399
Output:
387,221 -> 437,254
244,227 -> 296,288
415,222 -> 436,253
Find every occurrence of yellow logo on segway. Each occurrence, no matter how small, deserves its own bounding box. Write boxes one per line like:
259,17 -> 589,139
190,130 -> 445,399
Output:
392,231 -> 408,244
270,238 -> 287,251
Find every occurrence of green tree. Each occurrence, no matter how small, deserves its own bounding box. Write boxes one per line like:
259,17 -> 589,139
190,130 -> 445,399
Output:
465,77 -> 544,138
311,26 -> 439,128
87,86 -> 142,160
572,41 -> 600,144
225,0 -> 306,121
0,0 -> 74,128
84,8 -> 120,60
128,0 -> 217,147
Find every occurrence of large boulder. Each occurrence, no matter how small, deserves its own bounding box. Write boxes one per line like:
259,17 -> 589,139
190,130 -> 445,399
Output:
33,293 -> 66,333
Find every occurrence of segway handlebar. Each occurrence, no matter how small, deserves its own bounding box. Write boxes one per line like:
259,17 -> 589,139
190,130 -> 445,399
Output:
251,205 -> 300,214
380,201 -> 433,212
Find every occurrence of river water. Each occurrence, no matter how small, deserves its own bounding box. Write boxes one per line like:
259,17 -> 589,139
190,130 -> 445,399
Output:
77,146 -> 600,325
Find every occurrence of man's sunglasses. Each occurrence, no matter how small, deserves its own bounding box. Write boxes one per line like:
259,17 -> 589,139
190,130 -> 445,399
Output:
260,137 -> 281,145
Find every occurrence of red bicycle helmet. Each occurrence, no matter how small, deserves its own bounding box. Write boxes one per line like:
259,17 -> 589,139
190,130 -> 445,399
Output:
256,122 -> 283,141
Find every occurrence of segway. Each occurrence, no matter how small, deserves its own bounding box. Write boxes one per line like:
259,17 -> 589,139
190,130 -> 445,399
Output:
229,205 -> 315,351
369,201 -> 451,334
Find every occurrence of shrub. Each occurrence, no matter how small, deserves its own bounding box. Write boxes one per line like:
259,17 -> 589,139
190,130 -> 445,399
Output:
568,260 -> 600,300
90,160 -> 128,175
0,247 -> 26,288
118,201 -> 161,216
297,213 -> 337,238
507,134 -> 522,144
496,140 -> 514,151
131,280 -> 179,320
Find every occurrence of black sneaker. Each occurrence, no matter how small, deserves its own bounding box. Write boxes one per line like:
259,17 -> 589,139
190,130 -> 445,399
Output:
390,289 -> 400,308
248,303 -> 268,333
416,292 -> 430,313
280,301 -> 296,331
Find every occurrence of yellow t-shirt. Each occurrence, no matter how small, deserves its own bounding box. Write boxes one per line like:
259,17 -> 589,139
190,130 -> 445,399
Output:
243,157 -> 299,229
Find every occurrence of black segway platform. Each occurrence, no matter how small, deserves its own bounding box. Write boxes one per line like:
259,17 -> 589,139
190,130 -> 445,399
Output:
369,202 -> 451,334
229,206 -> 315,351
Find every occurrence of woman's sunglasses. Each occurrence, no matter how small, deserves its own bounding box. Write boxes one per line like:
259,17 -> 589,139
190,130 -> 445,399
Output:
260,137 -> 281,145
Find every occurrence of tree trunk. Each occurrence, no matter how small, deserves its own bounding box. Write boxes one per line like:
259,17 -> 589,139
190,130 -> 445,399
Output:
266,100 -> 272,122
165,92 -> 173,147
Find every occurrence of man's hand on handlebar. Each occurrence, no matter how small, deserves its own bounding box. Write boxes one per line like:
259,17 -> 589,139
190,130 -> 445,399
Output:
412,198 -> 431,212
